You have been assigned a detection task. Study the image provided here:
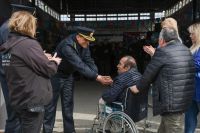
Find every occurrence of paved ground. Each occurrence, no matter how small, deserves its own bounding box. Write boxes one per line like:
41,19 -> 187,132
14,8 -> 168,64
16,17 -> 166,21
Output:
1,79 -> 199,132
51,80 -> 200,133
52,80 -> 104,133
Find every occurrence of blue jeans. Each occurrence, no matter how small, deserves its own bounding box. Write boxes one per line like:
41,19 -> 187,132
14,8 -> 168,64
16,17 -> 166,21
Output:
185,100 -> 200,133
43,74 -> 75,133
0,72 -> 20,133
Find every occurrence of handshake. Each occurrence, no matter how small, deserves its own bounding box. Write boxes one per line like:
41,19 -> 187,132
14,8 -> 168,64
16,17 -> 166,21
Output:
96,75 -> 113,85
44,51 -> 62,65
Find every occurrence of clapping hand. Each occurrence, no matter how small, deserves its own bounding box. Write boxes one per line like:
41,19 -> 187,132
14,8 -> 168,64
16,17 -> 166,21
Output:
48,52 -> 62,65
44,50 -> 52,59
143,45 -> 155,57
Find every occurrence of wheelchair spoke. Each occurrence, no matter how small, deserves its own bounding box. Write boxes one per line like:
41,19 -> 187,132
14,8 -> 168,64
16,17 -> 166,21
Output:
102,111 -> 139,133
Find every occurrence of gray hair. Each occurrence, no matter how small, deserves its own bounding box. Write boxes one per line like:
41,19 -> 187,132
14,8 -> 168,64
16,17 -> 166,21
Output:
123,56 -> 137,69
159,28 -> 178,42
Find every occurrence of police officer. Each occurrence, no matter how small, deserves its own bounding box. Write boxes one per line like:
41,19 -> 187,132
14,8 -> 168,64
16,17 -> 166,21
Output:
43,26 -> 113,133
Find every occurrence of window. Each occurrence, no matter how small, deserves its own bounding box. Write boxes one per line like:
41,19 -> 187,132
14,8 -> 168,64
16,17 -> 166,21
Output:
140,13 -> 150,15
140,13 -> 150,20
97,14 -> 106,17
179,1 -> 183,9
44,5 -> 48,12
75,14 -> 85,17
60,15 -> 70,21
87,14 -> 96,17
86,18 -> 96,21
97,17 -> 106,21
128,13 -> 138,16
75,17 -> 85,21
118,14 -> 127,16
165,10 -> 169,17
107,14 -> 117,17
128,13 -> 138,20
140,16 -> 150,20
38,0 -> 44,10
155,12 -> 165,18
107,17 -> 117,21
118,17 -> 127,20
128,17 -> 138,20
35,0 -> 38,6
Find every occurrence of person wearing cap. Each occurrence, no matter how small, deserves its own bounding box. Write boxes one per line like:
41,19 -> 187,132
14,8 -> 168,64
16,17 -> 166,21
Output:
0,4 -> 36,133
43,26 -> 113,133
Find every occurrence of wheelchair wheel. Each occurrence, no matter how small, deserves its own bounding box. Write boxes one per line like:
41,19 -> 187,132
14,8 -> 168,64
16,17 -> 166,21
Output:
102,111 -> 139,133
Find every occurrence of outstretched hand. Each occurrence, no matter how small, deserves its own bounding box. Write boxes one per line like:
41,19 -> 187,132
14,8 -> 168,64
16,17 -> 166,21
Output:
96,75 -> 113,85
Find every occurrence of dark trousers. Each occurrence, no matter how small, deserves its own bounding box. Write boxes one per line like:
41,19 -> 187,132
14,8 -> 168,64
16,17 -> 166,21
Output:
0,72 -> 20,133
43,74 -> 75,133
17,109 -> 44,133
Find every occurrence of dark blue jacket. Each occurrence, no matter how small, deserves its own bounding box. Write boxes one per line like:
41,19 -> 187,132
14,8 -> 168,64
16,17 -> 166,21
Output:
0,21 -> 9,45
193,48 -> 200,102
0,21 -> 9,75
56,34 -> 98,79
102,68 -> 141,103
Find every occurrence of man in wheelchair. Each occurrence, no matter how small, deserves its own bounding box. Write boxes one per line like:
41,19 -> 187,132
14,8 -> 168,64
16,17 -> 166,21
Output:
99,55 -> 148,122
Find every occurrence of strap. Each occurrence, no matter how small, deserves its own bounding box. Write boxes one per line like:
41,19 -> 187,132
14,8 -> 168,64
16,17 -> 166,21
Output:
1,36 -> 28,53
9,37 -> 28,49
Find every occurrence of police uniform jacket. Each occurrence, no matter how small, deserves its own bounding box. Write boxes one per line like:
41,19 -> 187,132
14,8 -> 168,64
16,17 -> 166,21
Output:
56,34 -> 98,79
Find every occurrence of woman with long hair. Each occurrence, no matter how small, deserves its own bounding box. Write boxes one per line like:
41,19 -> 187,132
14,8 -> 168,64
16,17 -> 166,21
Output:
185,22 -> 200,133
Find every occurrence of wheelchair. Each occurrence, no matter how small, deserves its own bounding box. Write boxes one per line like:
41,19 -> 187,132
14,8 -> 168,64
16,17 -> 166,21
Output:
91,88 -> 148,133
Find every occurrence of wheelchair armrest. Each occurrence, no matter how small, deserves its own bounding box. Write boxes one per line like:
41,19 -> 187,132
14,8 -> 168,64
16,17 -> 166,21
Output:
112,102 -> 123,106
111,102 -> 124,110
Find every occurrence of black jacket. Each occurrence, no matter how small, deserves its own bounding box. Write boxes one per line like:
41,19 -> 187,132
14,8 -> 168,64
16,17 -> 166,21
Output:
137,40 -> 195,115
102,68 -> 141,103
1,33 -> 58,110
56,34 -> 98,79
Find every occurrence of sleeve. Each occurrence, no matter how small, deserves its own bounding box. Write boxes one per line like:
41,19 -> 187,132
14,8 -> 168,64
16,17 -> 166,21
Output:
0,22 -> 9,45
82,48 -> 98,73
102,77 -> 125,103
194,50 -> 200,72
20,40 -> 58,78
61,44 -> 98,79
136,49 -> 166,91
